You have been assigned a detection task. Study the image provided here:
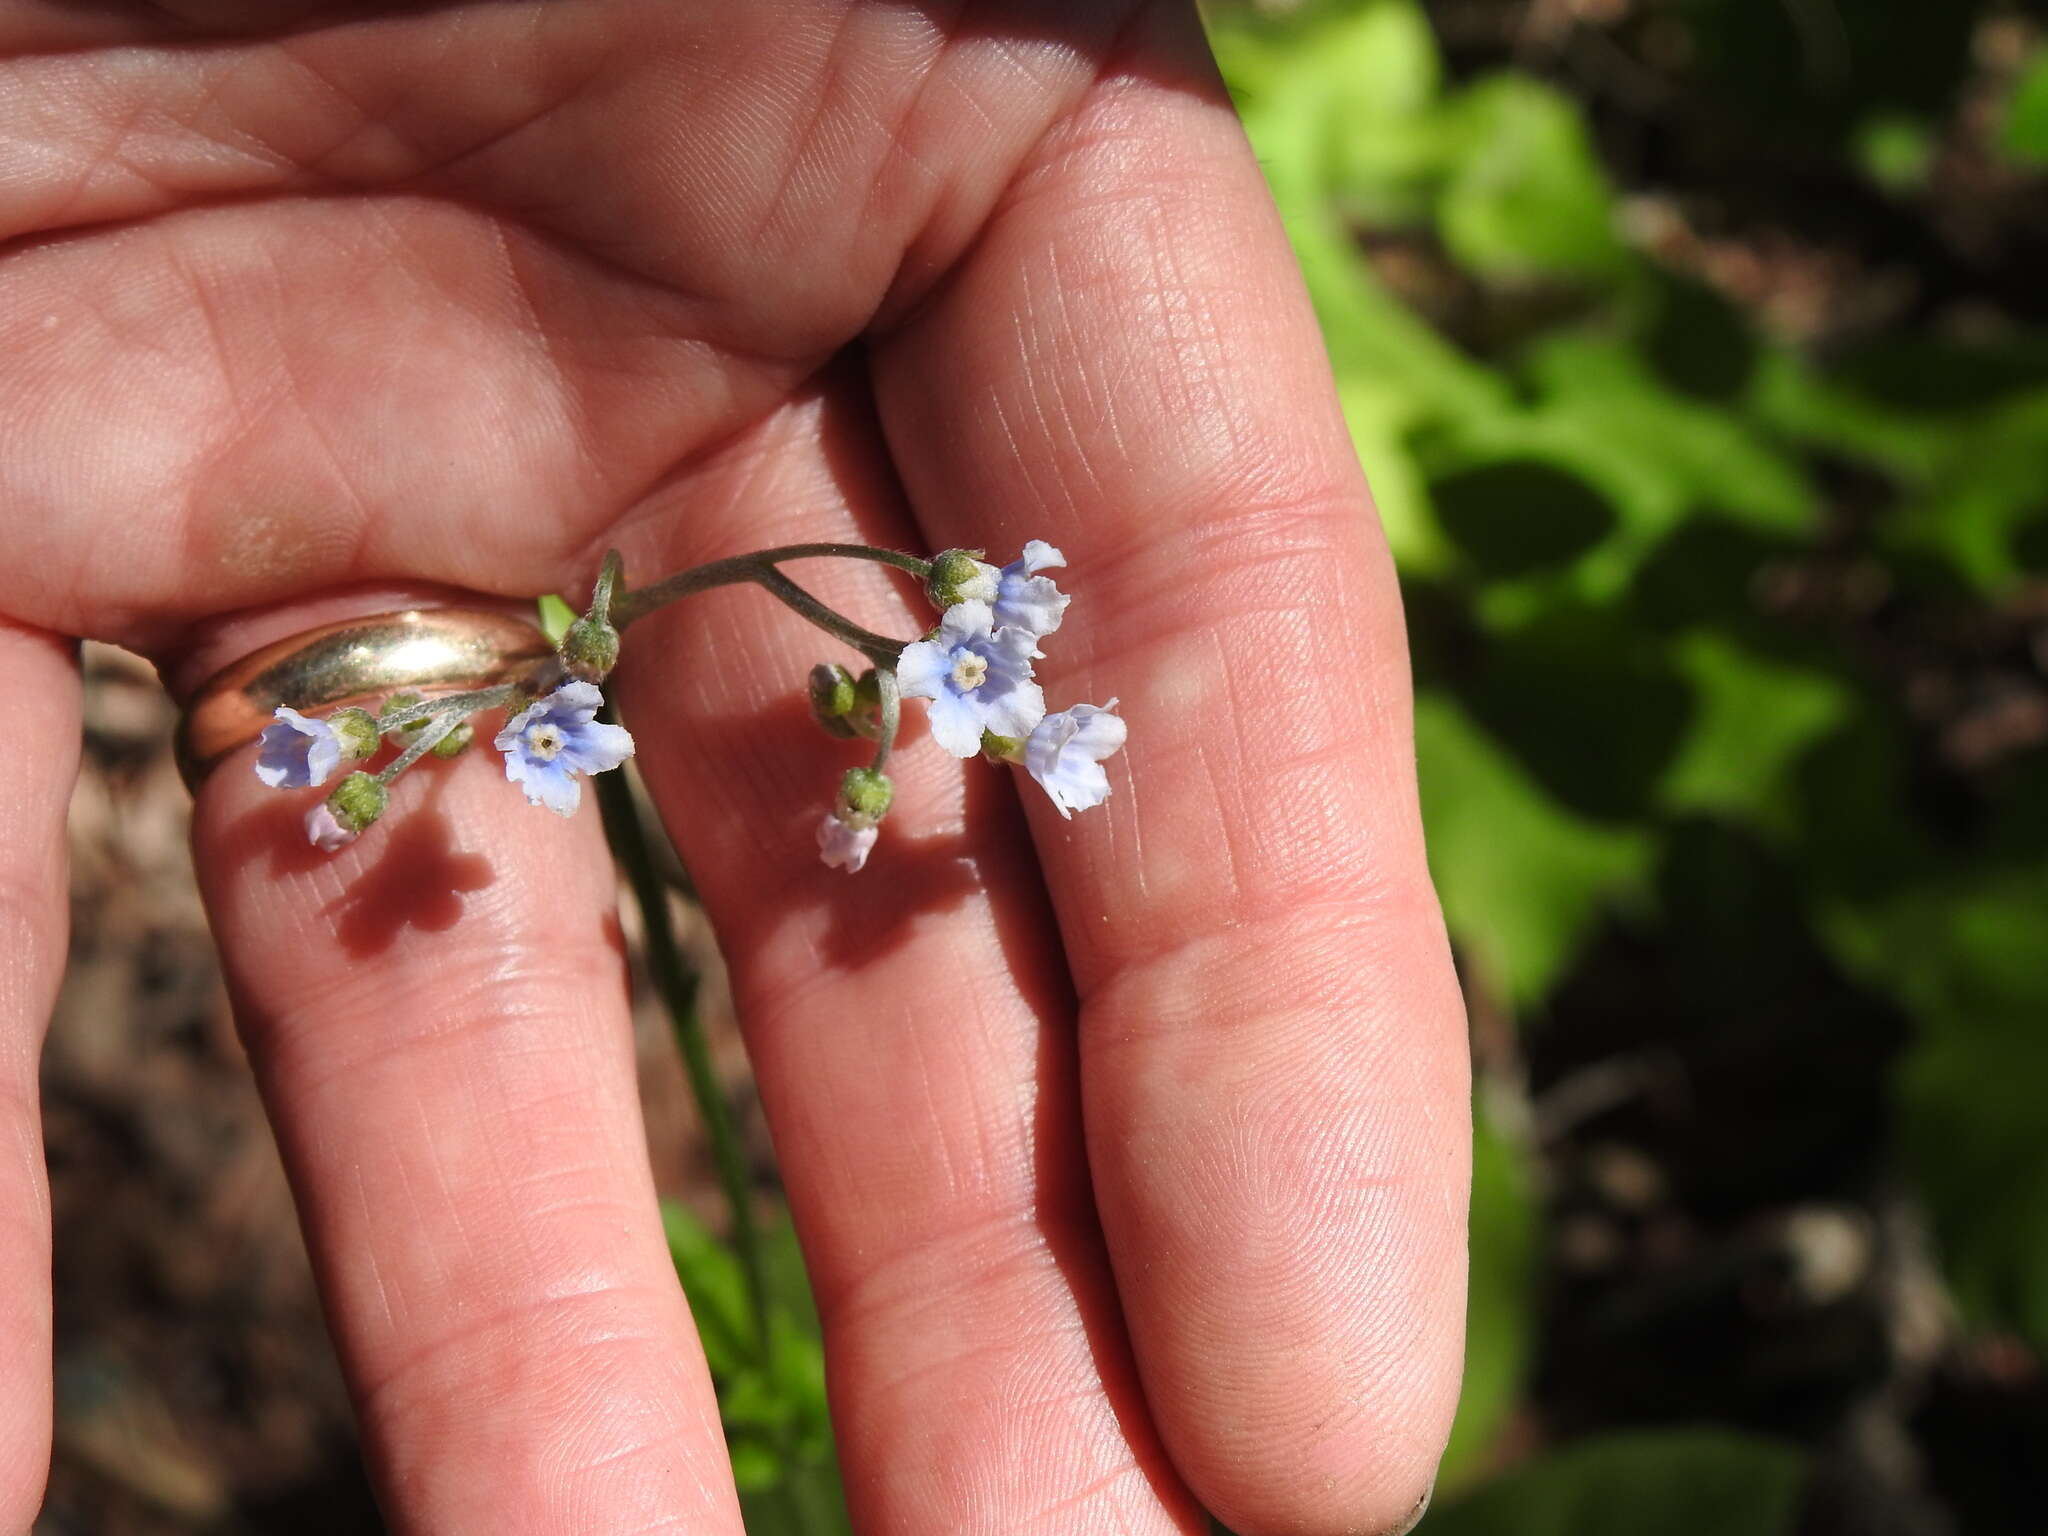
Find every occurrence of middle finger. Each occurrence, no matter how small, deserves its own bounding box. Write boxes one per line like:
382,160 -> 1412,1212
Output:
609,379 -> 1204,1534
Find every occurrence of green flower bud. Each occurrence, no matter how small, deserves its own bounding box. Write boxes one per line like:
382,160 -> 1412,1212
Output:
560,615 -> 621,683
382,691 -> 429,741
836,767 -> 894,826
329,707 -> 381,761
808,663 -> 858,738
925,548 -> 999,609
847,668 -> 885,739
430,721 -> 475,758
331,771 -> 388,831
980,729 -> 1025,764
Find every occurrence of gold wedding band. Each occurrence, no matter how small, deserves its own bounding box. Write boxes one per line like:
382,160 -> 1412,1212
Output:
176,607 -> 552,790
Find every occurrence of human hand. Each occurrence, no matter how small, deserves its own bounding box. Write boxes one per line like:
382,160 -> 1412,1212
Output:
0,3 -> 1469,1531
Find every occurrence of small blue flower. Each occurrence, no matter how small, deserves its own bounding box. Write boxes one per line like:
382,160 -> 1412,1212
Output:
992,541 -> 1070,655
897,600 -> 1046,757
494,681 -> 635,816
1024,700 -> 1126,818
816,811 -> 879,873
255,707 -> 344,789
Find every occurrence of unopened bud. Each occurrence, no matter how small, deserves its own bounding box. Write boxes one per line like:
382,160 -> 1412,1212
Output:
925,548 -> 999,609
560,615 -> 621,683
431,721 -> 475,758
836,767 -> 894,826
847,669 -> 884,739
329,707 -> 381,761
809,663 -> 858,738
308,771 -> 388,850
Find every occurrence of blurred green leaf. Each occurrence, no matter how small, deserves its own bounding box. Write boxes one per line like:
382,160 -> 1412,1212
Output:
1419,1428 -> 1806,1536
2001,47 -> 2048,167
1436,77 -> 1626,285
1854,113 -> 1937,193
663,1199 -> 755,1379
1439,1101 -> 1537,1490
1212,0 -> 1444,219
1822,842 -> 2048,1349
1658,635 -> 1851,833
1416,692 -> 1651,1003
1896,392 -> 2048,589
663,1201 -> 847,1523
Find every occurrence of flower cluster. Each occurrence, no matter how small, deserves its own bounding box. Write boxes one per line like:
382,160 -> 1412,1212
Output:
251,681 -> 634,850
814,542 -> 1126,873
247,538 -> 1122,873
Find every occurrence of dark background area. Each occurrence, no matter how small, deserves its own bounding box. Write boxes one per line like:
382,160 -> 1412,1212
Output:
37,1 -> 2048,1531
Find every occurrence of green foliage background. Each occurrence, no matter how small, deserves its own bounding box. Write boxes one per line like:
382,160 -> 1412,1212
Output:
669,3 -> 2048,1529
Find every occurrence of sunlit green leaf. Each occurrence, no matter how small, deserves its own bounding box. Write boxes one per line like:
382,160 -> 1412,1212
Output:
1658,635 -> 1852,833
1436,77 -> 1626,285
1416,692 -> 1651,1003
1821,834 -> 2048,1350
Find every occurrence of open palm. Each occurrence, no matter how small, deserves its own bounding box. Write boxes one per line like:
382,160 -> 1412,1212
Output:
0,3 -> 1468,1531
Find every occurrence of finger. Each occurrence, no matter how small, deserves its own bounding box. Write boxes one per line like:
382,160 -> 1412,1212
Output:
608,382 -> 1206,1533
0,620 -> 77,1531
869,12 -> 1470,1535
183,628 -> 743,1536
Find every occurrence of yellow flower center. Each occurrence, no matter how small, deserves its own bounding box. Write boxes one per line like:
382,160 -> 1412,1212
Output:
951,652 -> 989,691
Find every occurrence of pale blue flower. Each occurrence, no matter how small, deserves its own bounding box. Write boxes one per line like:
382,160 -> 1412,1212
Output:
897,600 -> 1046,757
816,811 -> 879,873
255,707 -> 343,789
992,540 -> 1070,654
1024,700 -> 1125,818
494,681 -> 635,816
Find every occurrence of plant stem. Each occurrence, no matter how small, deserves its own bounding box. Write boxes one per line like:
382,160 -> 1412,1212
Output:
870,666 -> 901,775
595,764 -> 771,1363
373,709 -> 466,784
610,545 -> 926,664
377,683 -> 520,733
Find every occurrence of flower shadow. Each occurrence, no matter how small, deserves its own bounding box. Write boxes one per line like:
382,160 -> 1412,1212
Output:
223,776 -> 495,958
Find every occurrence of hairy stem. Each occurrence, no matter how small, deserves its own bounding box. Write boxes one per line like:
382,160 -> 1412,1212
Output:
870,666 -> 901,775
609,544 -> 927,664
373,708 -> 467,784
376,683 -> 520,734
595,764 -> 771,1363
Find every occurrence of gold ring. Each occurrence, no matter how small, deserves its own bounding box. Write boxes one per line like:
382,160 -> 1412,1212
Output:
176,607 -> 552,790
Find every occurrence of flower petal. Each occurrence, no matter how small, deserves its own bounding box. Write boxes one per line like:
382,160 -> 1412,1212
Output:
558,719 -> 636,776
1018,540 -> 1065,574
925,690 -> 986,757
547,679 -> 606,723
979,678 -> 1047,742
934,599 -> 995,648
1024,702 -> 1125,818
896,638 -> 950,701
512,759 -> 583,816
255,708 -> 343,789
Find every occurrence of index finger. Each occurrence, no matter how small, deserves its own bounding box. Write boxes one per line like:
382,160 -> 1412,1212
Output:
870,7 -> 1469,1532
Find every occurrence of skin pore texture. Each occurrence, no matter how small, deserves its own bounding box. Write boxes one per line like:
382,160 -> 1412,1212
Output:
0,3 -> 1470,1533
